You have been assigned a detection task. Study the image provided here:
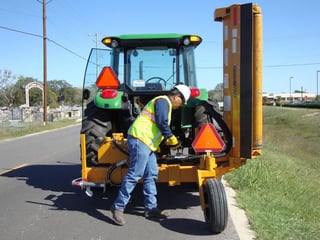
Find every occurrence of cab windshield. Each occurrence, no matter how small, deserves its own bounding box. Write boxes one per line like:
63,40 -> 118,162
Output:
112,45 -> 197,91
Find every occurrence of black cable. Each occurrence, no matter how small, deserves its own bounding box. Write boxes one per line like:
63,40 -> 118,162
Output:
0,25 -> 87,61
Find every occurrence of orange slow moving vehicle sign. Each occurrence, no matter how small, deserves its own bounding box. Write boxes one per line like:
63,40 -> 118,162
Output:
96,67 -> 120,89
192,123 -> 225,153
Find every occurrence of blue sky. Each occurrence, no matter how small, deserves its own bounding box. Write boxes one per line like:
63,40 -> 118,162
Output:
1,0 -> 320,94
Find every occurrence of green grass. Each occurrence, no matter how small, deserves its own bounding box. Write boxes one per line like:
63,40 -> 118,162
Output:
225,106 -> 320,239
0,119 -> 80,141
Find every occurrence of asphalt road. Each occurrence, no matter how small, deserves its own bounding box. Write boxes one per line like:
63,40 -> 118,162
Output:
0,125 -> 240,240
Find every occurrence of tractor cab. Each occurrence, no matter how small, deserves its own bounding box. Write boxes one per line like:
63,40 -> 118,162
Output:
82,34 -> 206,113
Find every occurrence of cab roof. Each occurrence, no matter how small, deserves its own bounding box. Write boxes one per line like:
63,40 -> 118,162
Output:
101,33 -> 202,48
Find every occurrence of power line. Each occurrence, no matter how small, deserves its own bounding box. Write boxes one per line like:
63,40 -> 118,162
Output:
47,38 -> 87,61
1,25 -> 320,69
265,62 -> 320,68
0,25 -> 87,61
0,25 -> 42,38
36,0 -> 53,4
198,62 -> 320,70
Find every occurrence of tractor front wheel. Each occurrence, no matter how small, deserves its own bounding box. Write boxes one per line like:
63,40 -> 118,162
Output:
203,178 -> 228,234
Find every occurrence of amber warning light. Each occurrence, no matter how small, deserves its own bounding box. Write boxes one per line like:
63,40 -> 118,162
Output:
192,123 -> 225,153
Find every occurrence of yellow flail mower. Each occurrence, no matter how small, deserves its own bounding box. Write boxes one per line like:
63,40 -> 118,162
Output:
72,3 -> 263,234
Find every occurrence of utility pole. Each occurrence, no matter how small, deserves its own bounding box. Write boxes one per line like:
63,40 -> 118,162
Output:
42,0 -> 48,126
89,33 -> 102,49
317,70 -> 320,101
289,76 -> 294,102
37,0 -> 51,125
89,33 -> 103,78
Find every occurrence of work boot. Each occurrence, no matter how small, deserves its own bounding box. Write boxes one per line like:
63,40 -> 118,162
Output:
111,208 -> 125,226
144,208 -> 171,219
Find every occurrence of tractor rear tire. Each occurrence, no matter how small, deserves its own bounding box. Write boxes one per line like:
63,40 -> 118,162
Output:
81,102 -> 112,166
203,178 -> 228,234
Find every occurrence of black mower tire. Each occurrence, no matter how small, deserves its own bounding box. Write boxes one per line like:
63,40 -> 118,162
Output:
203,178 -> 228,234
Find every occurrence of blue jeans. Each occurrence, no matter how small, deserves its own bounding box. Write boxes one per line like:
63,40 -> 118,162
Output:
112,136 -> 159,212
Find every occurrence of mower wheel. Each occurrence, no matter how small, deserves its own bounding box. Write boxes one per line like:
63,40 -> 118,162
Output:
203,178 -> 228,234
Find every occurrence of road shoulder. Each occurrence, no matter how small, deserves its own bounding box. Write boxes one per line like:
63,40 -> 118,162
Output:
222,179 -> 256,240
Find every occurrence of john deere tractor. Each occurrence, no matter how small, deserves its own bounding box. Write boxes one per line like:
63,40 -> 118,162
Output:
73,3 -> 263,234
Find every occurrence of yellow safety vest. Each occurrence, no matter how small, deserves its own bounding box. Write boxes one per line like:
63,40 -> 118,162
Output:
128,95 -> 172,151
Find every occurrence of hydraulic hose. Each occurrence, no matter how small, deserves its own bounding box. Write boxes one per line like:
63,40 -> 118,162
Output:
105,158 -> 128,187
200,101 -> 233,154
112,139 -> 130,156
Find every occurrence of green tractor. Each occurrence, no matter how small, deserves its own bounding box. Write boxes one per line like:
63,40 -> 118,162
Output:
75,33 -> 231,233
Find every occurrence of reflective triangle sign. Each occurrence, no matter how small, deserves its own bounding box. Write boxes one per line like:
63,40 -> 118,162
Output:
192,123 -> 225,153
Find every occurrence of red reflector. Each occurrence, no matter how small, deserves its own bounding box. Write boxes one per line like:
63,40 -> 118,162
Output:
100,89 -> 118,99
190,87 -> 200,98
96,67 -> 120,89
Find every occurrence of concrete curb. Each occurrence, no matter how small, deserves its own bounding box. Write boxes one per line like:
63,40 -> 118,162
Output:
222,178 -> 256,240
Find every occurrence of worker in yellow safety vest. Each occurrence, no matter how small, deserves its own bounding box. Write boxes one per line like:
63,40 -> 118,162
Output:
110,84 -> 191,226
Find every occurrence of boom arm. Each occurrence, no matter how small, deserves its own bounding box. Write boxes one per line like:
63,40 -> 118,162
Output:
215,3 -> 263,160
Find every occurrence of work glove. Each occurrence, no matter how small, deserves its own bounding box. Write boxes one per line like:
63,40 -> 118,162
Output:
165,135 -> 181,150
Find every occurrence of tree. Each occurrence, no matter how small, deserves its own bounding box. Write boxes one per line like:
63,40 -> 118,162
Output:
13,76 -> 42,107
208,83 -> 223,102
47,90 -> 58,108
0,69 -> 17,108
1,70 -> 81,108
71,87 -> 82,105
48,80 -> 82,106
62,86 -> 82,105
48,80 -> 71,104
14,76 -> 32,106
